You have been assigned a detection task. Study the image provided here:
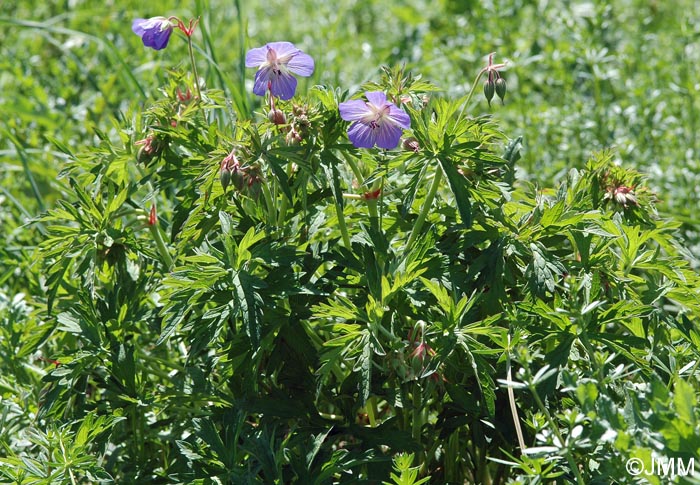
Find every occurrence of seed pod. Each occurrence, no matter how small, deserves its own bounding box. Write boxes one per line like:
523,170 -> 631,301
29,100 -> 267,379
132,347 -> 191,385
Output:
495,77 -> 507,103
483,79 -> 495,107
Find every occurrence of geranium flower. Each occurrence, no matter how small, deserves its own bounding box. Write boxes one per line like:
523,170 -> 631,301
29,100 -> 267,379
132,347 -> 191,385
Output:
338,91 -> 410,149
245,42 -> 314,100
132,17 -> 174,51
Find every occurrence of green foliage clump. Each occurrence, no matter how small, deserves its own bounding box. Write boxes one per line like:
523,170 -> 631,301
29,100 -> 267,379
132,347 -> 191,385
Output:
1,54 -> 697,483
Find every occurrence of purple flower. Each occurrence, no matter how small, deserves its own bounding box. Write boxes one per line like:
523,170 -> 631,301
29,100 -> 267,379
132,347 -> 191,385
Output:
338,92 -> 411,149
245,42 -> 314,100
132,17 -> 174,51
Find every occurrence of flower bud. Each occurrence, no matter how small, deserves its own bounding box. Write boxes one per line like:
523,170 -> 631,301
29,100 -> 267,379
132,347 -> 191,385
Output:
483,79 -> 495,107
136,146 -> 150,164
136,135 -> 165,163
268,108 -> 286,125
246,175 -> 262,200
613,186 -> 638,208
148,204 -> 157,226
177,87 -> 193,104
495,77 -> 507,103
230,165 -> 245,191
402,137 -> 420,153
220,166 -> 232,190
221,150 -> 242,191
285,128 -> 302,145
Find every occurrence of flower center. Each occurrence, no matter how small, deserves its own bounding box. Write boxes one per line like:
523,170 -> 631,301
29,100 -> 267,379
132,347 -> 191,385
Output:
363,103 -> 391,130
264,47 -> 294,78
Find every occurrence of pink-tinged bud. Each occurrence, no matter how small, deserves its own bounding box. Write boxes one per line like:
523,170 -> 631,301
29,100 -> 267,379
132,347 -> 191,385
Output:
245,174 -> 262,200
135,135 -> 154,154
221,150 -> 242,191
613,186 -> 638,208
136,133 -> 165,163
148,204 -> 157,226
268,108 -> 286,125
402,137 -> 420,153
177,87 -> 193,103
407,340 -> 440,382
285,127 -> 302,145
409,341 -> 436,361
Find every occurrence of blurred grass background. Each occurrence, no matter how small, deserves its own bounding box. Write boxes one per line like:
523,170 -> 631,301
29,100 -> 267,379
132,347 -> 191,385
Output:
2,0 -> 700,285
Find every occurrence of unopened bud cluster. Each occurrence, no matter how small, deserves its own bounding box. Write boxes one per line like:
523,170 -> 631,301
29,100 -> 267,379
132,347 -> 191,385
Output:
484,76 -> 507,107
219,150 -> 263,199
600,169 -> 643,210
612,186 -> 638,208
604,184 -> 638,209
265,80 -> 312,145
284,104 -> 311,145
482,53 -> 508,107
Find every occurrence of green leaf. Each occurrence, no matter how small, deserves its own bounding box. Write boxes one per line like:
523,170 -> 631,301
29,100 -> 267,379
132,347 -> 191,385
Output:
236,225 -> 265,268
233,270 -> 262,349
265,153 -> 294,204
539,200 -> 566,228
437,156 -> 472,227
355,330 -> 372,404
673,378 -> 696,425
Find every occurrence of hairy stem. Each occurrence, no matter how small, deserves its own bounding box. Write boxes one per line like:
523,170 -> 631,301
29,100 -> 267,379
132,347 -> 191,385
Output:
187,36 -> 202,101
406,168 -> 442,249
529,384 -> 585,485
457,67 -> 487,122
149,219 -> 174,269
334,200 -> 352,248
506,332 -> 526,451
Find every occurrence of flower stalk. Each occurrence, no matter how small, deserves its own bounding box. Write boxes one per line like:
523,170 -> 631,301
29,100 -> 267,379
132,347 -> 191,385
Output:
458,52 -> 507,120
185,31 -> 202,102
